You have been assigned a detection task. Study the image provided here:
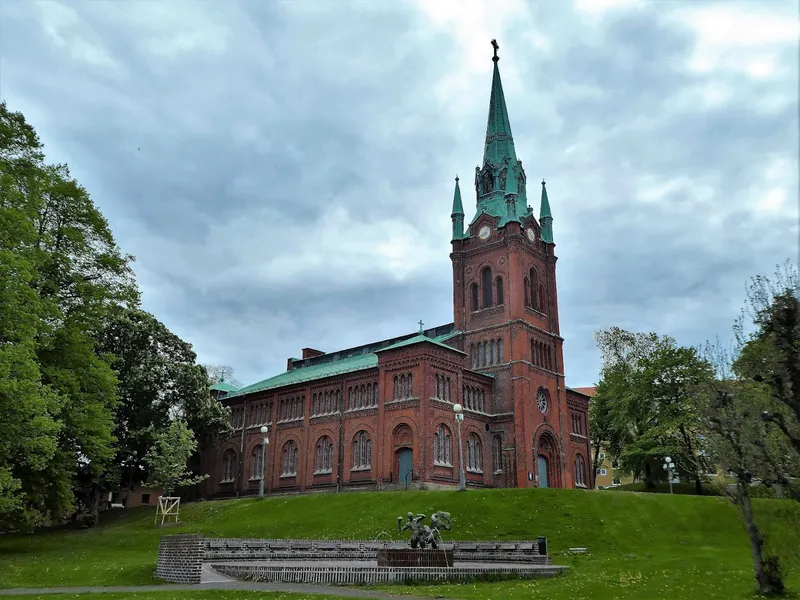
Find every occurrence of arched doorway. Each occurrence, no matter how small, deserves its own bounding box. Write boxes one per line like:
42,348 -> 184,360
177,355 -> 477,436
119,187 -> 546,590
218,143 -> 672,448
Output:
536,431 -> 560,488
397,448 -> 413,485
392,423 -> 414,485
537,455 -> 549,488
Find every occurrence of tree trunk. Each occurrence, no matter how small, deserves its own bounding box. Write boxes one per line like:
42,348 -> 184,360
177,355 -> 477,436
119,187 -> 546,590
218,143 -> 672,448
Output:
644,462 -> 656,489
737,481 -> 784,596
695,477 -> 703,495
592,446 -> 602,489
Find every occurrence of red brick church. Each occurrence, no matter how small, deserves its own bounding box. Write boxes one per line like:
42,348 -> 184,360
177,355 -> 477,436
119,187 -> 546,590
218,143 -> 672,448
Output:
201,42 -> 592,498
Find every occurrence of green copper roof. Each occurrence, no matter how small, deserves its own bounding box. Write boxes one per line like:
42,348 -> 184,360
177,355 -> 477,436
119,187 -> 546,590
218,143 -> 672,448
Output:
376,332 -> 466,355
483,54 -> 517,167
227,353 -> 378,399
540,179 -> 553,243
210,381 -> 240,393
451,177 -> 464,216
225,326 -> 462,400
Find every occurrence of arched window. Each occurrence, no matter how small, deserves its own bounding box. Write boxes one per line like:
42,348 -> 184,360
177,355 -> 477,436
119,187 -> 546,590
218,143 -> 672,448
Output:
400,374 -> 407,398
407,374 -> 413,397
445,377 -> 451,401
281,440 -> 298,476
467,433 -> 483,472
250,444 -> 264,480
315,436 -> 334,473
393,375 -> 399,399
434,424 -> 452,465
352,431 -> 372,470
481,267 -> 493,308
497,338 -> 503,363
539,285 -> 546,313
530,268 -> 539,310
482,340 -> 488,366
524,277 -> 530,307
492,436 -> 503,473
575,454 -> 587,487
222,449 -> 236,482
495,277 -> 504,305
471,283 -> 479,311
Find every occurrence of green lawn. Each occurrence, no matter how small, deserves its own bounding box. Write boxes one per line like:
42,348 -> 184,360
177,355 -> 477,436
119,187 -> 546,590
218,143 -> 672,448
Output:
0,488 -> 798,599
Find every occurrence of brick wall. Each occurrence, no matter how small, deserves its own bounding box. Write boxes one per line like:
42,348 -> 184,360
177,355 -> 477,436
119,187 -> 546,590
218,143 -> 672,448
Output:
156,533 -> 205,583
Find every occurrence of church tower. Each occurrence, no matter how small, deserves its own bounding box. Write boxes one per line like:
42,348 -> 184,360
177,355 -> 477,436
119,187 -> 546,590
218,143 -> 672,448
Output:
450,40 -> 571,489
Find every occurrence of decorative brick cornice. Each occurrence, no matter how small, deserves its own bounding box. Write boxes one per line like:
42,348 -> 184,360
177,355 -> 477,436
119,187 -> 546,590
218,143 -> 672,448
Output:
344,407 -> 379,419
385,398 -> 420,412
309,414 -> 340,425
430,398 -> 453,411
471,306 -> 504,320
429,359 -> 461,372
276,420 -> 304,431
381,360 -> 421,372
490,412 -> 515,424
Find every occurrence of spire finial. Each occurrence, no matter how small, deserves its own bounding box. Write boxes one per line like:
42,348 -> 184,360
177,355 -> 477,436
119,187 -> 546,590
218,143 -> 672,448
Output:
418,320 -> 424,334
491,39 -> 499,62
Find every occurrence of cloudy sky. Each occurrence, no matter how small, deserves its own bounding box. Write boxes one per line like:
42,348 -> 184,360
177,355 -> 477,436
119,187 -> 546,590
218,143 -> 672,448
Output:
2,0 -> 798,388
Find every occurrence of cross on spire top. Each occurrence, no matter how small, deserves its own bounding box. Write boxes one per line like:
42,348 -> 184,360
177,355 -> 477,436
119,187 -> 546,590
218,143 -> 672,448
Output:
418,320 -> 424,334
491,39 -> 499,62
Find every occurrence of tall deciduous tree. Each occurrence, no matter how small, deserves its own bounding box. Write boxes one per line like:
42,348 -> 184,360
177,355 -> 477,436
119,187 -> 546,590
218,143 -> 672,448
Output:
592,327 -> 715,491
1,102 -> 130,527
701,339 -> 792,596
98,307 -> 230,490
734,262 -> 800,456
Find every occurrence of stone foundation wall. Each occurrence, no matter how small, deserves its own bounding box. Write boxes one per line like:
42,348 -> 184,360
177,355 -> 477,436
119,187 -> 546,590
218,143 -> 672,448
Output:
156,534 -> 205,583
211,563 -> 566,585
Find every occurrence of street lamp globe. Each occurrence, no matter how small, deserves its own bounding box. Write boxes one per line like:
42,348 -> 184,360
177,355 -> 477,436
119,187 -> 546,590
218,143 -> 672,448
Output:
453,403 -> 463,413
260,426 -> 268,435
665,456 -> 672,464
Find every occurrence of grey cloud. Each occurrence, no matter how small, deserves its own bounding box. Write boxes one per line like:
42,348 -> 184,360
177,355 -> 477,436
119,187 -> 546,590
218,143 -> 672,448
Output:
2,0 -> 796,388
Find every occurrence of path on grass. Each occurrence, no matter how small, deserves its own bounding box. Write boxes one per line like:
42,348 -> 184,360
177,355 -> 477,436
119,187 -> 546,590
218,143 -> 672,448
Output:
0,582 -> 445,599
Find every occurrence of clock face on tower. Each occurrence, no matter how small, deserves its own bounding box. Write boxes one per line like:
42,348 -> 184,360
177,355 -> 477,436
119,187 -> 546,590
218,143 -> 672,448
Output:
526,228 -> 536,242
479,225 -> 491,240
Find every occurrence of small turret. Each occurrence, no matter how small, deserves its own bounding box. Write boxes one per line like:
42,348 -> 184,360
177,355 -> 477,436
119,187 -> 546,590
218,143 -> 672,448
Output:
540,179 -> 554,244
451,176 -> 464,241
504,164 -> 518,220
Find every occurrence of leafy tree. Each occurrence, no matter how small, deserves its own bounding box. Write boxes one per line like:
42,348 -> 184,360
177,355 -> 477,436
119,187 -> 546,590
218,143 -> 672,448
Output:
625,344 -> 715,494
98,307 -> 230,490
592,328 -> 713,489
143,419 -> 208,496
0,103 -> 75,528
700,339 -> 792,596
734,262 -> 800,456
589,373 -> 626,485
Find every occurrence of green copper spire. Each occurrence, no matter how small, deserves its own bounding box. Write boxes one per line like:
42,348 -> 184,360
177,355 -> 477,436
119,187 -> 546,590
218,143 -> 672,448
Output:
451,176 -> 464,240
466,41 -> 529,232
483,39 -> 517,167
540,179 -> 554,243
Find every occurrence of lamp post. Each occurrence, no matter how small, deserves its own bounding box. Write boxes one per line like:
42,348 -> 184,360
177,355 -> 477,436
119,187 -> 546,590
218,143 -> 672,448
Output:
663,456 -> 675,494
259,426 -> 269,499
453,403 -> 466,491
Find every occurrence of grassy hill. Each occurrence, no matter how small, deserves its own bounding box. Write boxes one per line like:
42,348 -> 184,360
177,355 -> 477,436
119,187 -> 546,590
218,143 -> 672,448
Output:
0,488 -> 798,599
